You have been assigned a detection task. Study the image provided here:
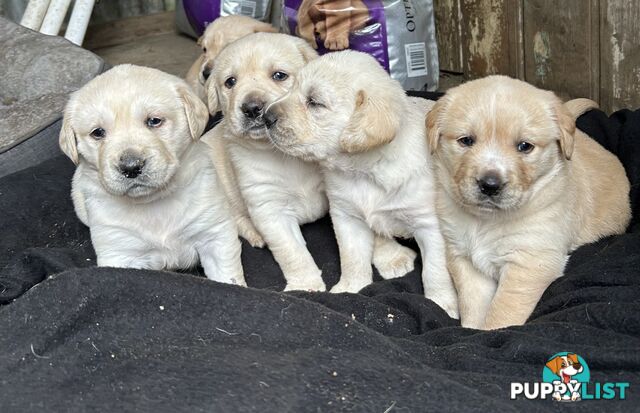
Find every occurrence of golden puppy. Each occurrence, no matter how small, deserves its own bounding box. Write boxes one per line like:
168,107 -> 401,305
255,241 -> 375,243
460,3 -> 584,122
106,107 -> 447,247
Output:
426,75 -> 631,330
59,65 -> 245,285
185,15 -> 277,100
297,0 -> 370,50
263,51 -> 458,317
205,36 -> 418,292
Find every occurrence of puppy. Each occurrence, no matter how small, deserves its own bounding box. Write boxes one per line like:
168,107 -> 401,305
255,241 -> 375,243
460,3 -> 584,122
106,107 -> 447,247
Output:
426,75 -> 631,330
206,35 -> 417,291
263,50 -> 458,317
546,353 -> 583,401
186,15 -> 278,100
59,64 -> 245,285
297,0 -> 370,50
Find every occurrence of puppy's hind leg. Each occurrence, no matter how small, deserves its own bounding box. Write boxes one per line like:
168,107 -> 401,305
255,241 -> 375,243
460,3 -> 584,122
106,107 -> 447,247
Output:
330,212 -> 375,293
197,220 -> 246,286
415,224 -> 459,319
372,236 -> 416,279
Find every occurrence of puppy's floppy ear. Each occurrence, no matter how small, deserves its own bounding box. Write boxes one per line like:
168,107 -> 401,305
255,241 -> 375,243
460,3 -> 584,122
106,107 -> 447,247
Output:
340,84 -> 404,153
59,113 -> 79,165
425,99 -> 444,155
206,76 -> 220,115
179,86 -> 209,140
545,357 -> 563,375
554,99 -> 576,160
295,36 -> 319,63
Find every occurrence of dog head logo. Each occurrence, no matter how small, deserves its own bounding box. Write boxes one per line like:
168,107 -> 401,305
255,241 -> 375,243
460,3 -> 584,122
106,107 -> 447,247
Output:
542,352 -> 590,402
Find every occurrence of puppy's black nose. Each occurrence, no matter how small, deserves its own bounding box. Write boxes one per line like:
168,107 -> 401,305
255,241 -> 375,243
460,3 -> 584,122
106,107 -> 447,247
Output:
202,66 -> 211,81
241,100 -> 264,119
118,152 -> 146,179
478,172 -> 503,196
264,110 -> 277,129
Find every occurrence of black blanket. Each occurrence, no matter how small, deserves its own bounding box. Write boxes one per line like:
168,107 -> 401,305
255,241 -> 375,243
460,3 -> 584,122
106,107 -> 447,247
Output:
1,107 -> 639,412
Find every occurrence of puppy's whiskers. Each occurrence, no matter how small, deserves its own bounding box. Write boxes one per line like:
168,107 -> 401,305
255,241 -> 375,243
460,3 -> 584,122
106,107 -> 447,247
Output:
264,89 -> 292,114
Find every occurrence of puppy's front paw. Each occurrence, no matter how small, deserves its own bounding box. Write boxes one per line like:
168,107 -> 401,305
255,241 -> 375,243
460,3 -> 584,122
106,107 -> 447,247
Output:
330,277 -> 370,294
284,277 -> 326,292
231,275 -> 248,287
373,243 -> 417,279
324,32 -> 349,50
425,291 -> 459,320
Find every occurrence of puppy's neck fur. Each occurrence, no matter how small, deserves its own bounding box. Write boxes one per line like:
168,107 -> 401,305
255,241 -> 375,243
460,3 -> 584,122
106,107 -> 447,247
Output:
322,99 -> 429,190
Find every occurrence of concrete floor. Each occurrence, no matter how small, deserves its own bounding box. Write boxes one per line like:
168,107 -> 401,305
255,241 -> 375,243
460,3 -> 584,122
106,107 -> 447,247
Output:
94,32 -> 200,78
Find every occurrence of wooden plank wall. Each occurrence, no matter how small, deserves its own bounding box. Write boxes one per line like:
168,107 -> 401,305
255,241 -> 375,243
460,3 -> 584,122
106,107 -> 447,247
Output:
600,0 -> 640,112
522,0 -> 599,102
434,0 -> 522,77
433,0 -> 640,112
459,0 -> 522,79
434,0 -> 462,73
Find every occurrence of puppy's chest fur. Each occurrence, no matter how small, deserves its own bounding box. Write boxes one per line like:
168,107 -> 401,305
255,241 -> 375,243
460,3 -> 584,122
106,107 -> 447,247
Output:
227,140 -> 327,222
444,214 -> 520,279
77,147 -> 227,267
323,102 -> 438,238
440,196 -> 572,280
325,164 -> 437,238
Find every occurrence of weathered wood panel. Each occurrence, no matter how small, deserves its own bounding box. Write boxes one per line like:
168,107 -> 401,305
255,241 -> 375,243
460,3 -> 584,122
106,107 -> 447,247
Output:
600,0 -> 640,112
522,0 -> 599,102
459,0 -> 523,79
433,0 -> 463,73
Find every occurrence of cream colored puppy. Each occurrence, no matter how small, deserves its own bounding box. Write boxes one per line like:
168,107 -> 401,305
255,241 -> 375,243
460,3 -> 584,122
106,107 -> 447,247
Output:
186,15 -> 277,100
263,51 -> 458,318
206,35 -> 417,291
426,75 -> 631,330
59,64 -> 245,285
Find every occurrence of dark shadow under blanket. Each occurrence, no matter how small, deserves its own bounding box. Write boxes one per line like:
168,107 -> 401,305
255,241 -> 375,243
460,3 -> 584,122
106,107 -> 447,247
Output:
0,105 -> 639,412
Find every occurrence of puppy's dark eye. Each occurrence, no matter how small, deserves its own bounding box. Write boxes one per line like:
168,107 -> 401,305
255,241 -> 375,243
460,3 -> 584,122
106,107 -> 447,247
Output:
203,47 -> 207,53
146,117 -> 164,128
457,136 -> 475,147
517,141 -> 534,153
272,71 -> 289,81
307,97 -> 325,109
90,127 -> 106,140
224,76 -> 237,89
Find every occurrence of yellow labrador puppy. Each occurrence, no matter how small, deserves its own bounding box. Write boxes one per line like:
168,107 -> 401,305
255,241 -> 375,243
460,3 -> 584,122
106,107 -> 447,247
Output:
205,35 -> 418,292
59,64 -> 245,285
185,15 -> 277,100
263,50 -> 458,317
425,75 -> 631,330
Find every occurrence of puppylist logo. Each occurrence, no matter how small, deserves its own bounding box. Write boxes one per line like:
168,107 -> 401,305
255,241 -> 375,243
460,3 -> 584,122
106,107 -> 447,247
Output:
511,352 -> 630,402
